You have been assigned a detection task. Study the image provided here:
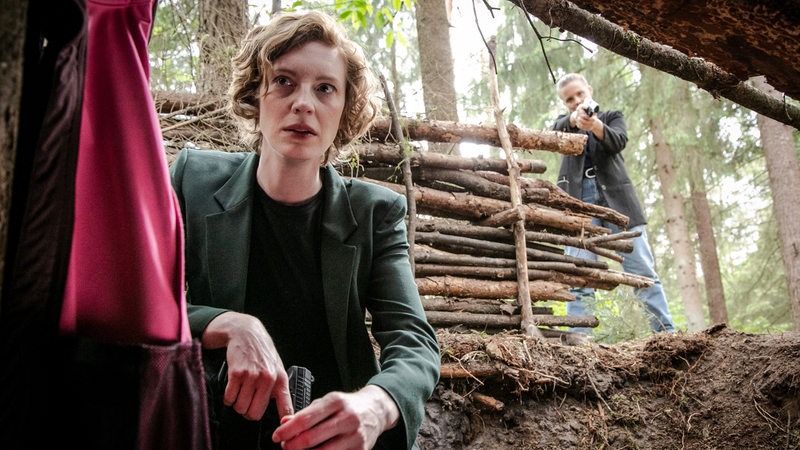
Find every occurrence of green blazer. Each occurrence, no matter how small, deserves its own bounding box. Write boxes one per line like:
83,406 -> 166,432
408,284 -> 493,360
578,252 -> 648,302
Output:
170,149 -> 440,449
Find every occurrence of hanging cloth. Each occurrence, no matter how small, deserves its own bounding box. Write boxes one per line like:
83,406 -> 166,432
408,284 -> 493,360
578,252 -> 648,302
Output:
61,0 -> 189,345
57,1 -> 210,449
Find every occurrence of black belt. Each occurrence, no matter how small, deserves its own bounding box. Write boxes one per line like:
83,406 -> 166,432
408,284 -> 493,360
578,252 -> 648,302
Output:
584,167 -> 596,178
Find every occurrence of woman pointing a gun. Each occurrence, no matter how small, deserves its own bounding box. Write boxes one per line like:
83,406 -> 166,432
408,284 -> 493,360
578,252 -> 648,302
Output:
552,73 -> 675,336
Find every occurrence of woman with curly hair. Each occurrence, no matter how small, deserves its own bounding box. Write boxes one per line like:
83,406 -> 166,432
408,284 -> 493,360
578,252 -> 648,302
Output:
170,10 -> 440,450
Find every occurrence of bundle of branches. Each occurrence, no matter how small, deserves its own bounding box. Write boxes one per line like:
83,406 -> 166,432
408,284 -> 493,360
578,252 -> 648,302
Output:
332,143 -> 652,336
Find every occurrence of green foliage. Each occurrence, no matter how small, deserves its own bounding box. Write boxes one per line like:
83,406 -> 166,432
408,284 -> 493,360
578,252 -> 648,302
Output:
332,0 -> 414,51
149,0 -> 199,92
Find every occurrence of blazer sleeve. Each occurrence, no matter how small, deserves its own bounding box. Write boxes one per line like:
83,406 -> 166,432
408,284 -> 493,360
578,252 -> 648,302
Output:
361,192 -> 440,449
169,149 -> 240,338
597,110 -> 628,156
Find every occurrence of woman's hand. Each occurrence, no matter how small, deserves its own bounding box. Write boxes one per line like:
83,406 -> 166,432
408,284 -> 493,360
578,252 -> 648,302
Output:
272,385 -> 400,450
202,312 -> 295,421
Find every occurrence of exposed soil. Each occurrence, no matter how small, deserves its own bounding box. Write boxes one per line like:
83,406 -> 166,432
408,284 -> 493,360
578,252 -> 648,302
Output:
417,325 -> 800,449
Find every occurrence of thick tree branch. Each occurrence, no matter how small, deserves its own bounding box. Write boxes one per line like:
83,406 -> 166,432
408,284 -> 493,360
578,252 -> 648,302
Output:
509,0 -> 800,130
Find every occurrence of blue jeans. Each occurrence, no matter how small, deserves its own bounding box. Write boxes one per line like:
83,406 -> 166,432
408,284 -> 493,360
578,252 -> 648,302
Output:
566,177 -> 675,334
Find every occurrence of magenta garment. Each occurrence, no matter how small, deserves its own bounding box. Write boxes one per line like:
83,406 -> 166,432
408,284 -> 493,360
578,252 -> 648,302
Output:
62,0 -> 189,344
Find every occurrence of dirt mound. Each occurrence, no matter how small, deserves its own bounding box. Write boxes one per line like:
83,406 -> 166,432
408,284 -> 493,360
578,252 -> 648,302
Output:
418,326 -> 800,449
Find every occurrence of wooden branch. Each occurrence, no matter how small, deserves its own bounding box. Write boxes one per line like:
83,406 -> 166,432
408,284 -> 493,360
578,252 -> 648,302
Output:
416,219 -> 635,254
414,264 -> 618,290
413,249 -> 652,289
368,116 -> 587,154
160,106 -> 228,133
415,231 -> 608,268
510,0 -> 800,131
471,392 -> 505,411
360,177 -> 611,237
476,171 -> 630,228
353,143 -> 547,174
425,310 -> 599,328
380,75 -> 417,273
377,166 -> 551,204
414,244 -> 549,268
416,276 -> 573,301
421,296 -> 554,315
487,33 -> 540,338
439,364 -> 506,380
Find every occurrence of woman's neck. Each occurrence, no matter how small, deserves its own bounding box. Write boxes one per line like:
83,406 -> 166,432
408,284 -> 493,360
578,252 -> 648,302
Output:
256,155 -> 323,205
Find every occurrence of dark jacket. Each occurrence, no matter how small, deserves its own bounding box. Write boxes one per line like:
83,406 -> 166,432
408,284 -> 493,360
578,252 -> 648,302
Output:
170,149 -> 440,449
553,109 -> 647,228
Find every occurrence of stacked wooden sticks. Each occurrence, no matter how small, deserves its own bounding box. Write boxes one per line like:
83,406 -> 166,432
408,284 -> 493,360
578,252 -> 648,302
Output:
153,91 -> 652,341
335,140 -> 653,341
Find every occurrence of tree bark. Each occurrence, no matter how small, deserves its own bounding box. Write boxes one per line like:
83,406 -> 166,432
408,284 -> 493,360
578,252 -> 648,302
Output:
354,143 -> 547,174
651,118 -> 706,331
752,76 -> 800,332
425,310 -> 599,329
415,0 -> 460,154
416,276 -> 573,301
420,296 -> 553,315
508,0 -> 800,130
199,0 -> 248,96
688,151 -> 728,325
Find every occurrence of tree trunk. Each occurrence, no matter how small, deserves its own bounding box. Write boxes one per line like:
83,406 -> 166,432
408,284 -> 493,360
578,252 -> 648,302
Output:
752,76 -> 800,332
415,0 -> 460,154
651,118 -> 706,331
0,0 -> 27,296
199,0 -> 248,96
688,151 -> 728,325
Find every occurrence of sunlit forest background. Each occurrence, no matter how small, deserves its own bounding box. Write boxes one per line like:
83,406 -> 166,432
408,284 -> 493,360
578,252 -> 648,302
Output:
147,0 -> 800,342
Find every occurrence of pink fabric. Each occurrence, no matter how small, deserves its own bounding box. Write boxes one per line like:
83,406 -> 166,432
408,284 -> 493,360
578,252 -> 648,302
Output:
62,0 -> 189,344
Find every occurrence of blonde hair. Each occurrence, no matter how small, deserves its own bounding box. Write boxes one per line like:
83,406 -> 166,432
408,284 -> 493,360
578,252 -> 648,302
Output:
228,10 -> 380,163
556,73 -> 589,91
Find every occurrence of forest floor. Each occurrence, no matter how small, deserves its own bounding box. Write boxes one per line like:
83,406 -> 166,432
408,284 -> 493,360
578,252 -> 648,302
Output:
416,325 -> 800,449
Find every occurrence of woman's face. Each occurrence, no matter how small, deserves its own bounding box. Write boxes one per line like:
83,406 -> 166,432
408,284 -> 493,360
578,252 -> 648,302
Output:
258,41 -> 346,165
558,79 -> 593,113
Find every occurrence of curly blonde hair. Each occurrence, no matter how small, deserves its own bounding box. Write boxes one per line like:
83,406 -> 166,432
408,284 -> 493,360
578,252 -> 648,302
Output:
228,10 -> 380,163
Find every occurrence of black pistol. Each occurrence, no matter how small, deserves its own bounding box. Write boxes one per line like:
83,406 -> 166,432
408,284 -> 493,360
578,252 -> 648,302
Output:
287,365 -> 314,412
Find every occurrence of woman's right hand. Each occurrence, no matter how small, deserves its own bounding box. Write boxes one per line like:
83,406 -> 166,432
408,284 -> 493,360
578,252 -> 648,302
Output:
202,311 -> 295,421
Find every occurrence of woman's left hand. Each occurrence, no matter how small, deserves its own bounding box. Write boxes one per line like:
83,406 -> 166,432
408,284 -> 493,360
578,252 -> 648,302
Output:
272,385 -> 400,450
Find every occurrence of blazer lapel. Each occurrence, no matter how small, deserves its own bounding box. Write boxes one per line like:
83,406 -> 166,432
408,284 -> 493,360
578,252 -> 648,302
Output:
206,154 -> 258,311
319,165 -> 359,386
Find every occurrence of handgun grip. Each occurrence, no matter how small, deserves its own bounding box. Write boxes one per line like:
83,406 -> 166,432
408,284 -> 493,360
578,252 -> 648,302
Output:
287,365 -> 314,412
